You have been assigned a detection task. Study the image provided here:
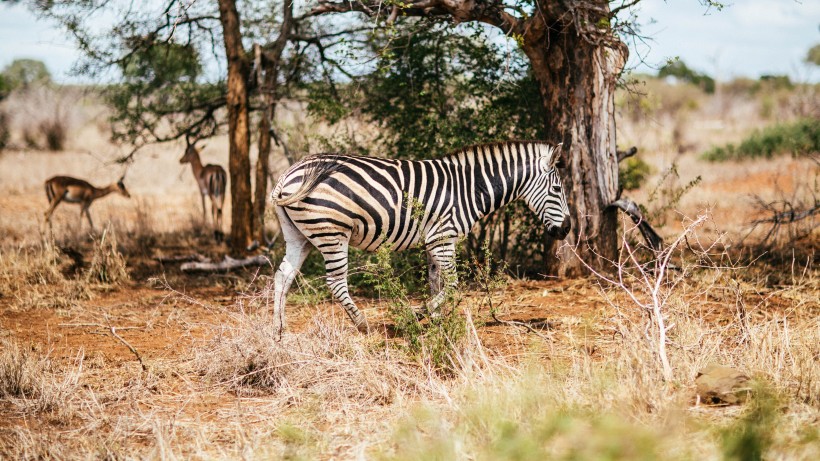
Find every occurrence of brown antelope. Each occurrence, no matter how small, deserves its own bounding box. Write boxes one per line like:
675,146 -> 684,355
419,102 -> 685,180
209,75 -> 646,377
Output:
179,141 -> 227,241
44,175 -> 131,230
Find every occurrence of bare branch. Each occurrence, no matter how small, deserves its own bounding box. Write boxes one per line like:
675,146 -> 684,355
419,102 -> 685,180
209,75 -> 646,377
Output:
617,146 -> 638,162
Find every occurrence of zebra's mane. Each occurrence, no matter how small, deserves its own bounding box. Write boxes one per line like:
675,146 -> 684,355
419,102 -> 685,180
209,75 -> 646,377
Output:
452,140 -> 559,163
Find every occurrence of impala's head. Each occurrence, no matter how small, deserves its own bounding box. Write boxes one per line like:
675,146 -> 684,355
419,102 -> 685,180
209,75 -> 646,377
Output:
521,143 -> 571,240
179,144 -> 199,164
116,176 -> 131,198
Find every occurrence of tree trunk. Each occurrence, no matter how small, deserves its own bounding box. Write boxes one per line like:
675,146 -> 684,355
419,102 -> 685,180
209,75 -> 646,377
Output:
255,114 -> 271,243
251,0 -> 293,246
218,0 -> 253,255
520,8 -> 627,276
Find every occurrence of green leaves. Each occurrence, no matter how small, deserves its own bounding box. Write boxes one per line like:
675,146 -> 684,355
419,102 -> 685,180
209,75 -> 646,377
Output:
119,41 -> 202,87
308,22 -> 546,160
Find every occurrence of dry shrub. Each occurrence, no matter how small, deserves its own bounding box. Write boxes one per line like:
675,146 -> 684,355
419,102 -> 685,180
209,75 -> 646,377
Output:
0,242 -> 91,310
0,427 -> 68,461
85,224 -> 129,285
38,119 -> 66,151
193,311 -> 427,405
1,84 -> 78,151
0,339 -> 83,418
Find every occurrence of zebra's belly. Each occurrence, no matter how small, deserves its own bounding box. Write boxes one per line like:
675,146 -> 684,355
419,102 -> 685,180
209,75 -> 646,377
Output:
349,224 -> 424,252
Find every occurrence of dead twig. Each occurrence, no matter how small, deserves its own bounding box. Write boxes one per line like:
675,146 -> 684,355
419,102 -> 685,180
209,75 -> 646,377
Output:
59,322 -> 147,372
489,310 -> 554,341
109,326 -> 148,372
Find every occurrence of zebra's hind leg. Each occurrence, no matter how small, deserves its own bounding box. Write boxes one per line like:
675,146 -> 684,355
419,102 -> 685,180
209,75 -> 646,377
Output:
320,241 -> 369,333
272,209 -> 311,338
425,238 -> 458,317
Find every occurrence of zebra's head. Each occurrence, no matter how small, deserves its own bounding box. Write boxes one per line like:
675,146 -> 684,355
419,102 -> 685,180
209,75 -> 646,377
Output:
522,144 -> 571,240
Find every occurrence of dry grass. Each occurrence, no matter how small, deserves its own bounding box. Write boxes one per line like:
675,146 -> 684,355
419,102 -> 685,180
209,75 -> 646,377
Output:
0,339 -> 83,418
0,81 -> 818,459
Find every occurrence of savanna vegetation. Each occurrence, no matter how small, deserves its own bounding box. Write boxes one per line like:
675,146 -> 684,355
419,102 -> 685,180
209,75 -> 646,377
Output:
0,0 -> 818,459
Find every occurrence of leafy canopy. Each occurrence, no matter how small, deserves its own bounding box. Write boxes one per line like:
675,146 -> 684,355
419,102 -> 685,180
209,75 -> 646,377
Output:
309,22 -> 545,160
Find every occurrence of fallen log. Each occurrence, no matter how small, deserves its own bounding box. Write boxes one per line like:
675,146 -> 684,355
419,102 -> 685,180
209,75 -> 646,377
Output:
155,254 -> 211,263
181,255 -> 270,273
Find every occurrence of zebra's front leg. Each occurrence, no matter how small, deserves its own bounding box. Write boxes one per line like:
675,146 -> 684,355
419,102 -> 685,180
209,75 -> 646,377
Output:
321,242 -> 369,333
426,239 -> 458,317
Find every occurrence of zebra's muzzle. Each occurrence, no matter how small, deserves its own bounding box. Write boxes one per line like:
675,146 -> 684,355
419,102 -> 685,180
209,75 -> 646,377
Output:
547,215 -> 572,240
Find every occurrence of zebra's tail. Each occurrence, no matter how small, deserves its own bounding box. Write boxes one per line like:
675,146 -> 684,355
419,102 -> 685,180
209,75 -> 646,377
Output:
274,154 -> 345,207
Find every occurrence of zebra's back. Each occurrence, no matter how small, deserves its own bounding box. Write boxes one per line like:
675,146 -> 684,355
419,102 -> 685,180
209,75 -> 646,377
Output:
275,154 -> 464,251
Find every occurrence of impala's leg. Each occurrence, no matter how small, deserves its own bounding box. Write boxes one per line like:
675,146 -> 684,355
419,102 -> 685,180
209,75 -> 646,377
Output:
426,237 -> 458,316
210,200 -> 219,242
80,203 -> 95,232
200,193 -> 208,224
320,240 -> 369,333
272,208 -> 310,338
43,197 -> 62,227
213,195 -> 225,242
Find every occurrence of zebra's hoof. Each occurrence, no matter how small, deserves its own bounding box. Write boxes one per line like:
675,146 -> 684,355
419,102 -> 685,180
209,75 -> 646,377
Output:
355,320 -> 370,334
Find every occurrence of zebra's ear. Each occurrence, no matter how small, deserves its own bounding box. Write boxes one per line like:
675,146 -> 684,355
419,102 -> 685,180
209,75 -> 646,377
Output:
549,144 -> 566,169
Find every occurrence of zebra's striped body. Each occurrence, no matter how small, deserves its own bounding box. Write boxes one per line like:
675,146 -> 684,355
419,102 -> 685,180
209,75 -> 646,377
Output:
270,141 -> 571,334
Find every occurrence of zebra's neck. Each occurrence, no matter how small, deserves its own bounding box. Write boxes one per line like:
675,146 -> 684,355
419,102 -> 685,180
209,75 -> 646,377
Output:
440,142 -> 540,229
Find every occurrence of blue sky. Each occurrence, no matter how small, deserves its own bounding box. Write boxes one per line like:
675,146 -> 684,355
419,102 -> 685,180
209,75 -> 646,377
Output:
1,1 -> 818,83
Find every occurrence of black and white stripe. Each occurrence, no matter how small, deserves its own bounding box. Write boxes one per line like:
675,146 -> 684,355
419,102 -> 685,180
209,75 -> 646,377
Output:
269,141 -> 571,334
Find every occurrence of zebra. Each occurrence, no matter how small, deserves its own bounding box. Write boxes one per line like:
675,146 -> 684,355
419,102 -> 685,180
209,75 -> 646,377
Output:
269,140 -> 571,335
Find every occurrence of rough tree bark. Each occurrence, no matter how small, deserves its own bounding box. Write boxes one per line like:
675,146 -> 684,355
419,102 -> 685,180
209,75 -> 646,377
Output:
252,0 -> 294,245
218,0 -> 253,254
309,1 -> 627,275
519,5 -> 627,276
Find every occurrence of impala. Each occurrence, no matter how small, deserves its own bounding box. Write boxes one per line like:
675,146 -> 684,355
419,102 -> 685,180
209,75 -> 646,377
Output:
179,141 -> 227,241
44,175 -> 131,230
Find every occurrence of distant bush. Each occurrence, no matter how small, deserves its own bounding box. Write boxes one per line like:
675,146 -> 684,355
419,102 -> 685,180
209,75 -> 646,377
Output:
2,84 -> 74,151
658,60 -> 715,94
1,59 -> 51,91
702,118 -> 820,161
0,74 -> 10,100
807,44 -> 820,66
0,111 -> 9,150
619,157 -> 652,191
758,74 -> 793,91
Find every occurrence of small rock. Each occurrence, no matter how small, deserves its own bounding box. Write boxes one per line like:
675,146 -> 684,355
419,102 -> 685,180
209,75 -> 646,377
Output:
695,364 -> 752,405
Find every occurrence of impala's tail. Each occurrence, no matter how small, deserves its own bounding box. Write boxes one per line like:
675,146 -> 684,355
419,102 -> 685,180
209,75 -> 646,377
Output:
208,169 -> 227,210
